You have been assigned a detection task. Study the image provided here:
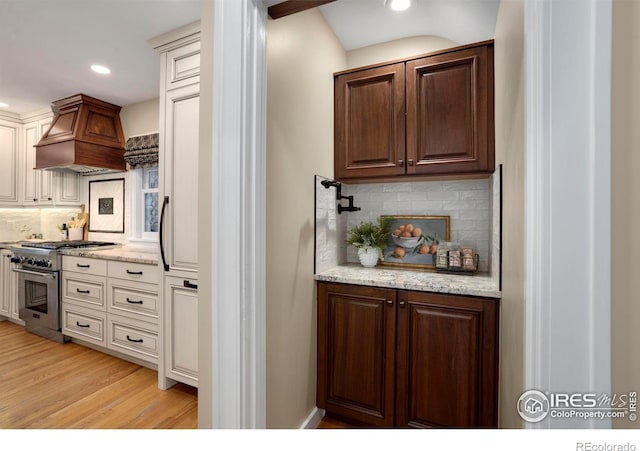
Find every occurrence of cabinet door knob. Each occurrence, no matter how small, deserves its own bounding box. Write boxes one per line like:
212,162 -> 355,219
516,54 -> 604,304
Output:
399,301 -> 406,307
408,159 -> 414,166
387,300 -> 393,305
397,159 -> 404,166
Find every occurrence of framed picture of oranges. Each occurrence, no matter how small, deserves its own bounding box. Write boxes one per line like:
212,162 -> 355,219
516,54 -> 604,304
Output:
379,215 -> 450,270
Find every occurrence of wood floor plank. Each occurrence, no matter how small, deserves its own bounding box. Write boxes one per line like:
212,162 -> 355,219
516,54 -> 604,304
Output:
0,321 -> 197,429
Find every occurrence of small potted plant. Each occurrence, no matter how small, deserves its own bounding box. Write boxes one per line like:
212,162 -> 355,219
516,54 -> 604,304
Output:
346,219 -> 389,268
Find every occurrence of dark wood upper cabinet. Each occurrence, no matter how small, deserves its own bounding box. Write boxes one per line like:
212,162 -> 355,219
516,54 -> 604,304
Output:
334,63 -> 405,180
406,45 -> 493,175
334,41 -> 494,182
317,281 -> 499,428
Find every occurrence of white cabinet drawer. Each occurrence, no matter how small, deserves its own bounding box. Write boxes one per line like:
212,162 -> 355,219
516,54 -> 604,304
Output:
107,260 -> 158,284
62,273 -> 106,310
108,314 -> 158,363
62,305 -> 106,345
107,279 -> 158,322
63,256 -> 107,276
166,41 -> 200,90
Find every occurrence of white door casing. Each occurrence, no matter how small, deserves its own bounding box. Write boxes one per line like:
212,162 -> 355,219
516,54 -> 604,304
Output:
524,0 -> 612,428
198,0 -> 267,429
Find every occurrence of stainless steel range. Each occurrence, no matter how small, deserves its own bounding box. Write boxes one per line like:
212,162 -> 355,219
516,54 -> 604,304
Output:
11,240 -> 115,343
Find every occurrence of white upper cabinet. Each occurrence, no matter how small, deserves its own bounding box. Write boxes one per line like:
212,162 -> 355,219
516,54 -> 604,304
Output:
23,115 -> 80,206
0,120 -> 20,205
23,118 -> 54,205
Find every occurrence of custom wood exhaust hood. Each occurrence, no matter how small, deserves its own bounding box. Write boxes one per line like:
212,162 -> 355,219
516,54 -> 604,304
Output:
35,94 -> 126,174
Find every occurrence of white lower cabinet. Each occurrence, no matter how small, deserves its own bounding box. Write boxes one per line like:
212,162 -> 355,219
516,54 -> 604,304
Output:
0,249 -> 22,324
163,275 -> 198,387
108,313 -> 159,363
62,304 -> 106,345
62,256 -> 159,366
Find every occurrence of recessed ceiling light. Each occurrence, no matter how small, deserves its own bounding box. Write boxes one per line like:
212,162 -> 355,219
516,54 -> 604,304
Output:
91,64 -> 111,75
386,0 -> 411,12
0,102 -> 8,108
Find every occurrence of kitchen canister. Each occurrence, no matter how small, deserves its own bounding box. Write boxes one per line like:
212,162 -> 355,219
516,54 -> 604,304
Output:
68,227 -> 83,241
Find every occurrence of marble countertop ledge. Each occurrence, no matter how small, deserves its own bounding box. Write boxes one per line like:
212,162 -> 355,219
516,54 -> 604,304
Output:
315,264 -> 501,299
59,245 -> 159,265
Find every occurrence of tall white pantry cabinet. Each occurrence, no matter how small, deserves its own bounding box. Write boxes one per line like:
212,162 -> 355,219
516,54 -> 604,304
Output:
152,22 -> 200,389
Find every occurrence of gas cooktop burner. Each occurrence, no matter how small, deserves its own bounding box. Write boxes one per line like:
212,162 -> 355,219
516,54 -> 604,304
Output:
20,240 -> 116,250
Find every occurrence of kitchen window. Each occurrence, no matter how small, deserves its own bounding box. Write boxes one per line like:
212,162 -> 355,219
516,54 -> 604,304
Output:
129,167 -> 159,243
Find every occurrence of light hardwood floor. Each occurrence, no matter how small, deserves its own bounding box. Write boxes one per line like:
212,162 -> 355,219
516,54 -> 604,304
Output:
0,321 -> 197,429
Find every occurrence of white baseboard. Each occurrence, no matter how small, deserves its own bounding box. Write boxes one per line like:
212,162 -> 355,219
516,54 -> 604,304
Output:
300,407 -> 325,429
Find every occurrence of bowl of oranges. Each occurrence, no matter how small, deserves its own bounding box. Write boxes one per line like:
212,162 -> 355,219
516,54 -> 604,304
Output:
391,223 -> 424,248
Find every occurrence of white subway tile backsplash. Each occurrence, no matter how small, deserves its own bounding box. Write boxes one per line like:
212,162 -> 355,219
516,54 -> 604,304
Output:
427,191 -> 460,201
441,180 -> 487,191
315,170 -> 500,282
460,189 -> 490,200
0,207 -> 82,241
383,201 -> 412,211
409,200 -> 445,211
401,191 -> 429,201
337,178 -> 492,272
458,210 -> 490,220
383,182 -> 412,193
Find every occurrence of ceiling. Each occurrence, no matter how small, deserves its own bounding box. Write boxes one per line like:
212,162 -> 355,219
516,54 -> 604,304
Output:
0,0 -> 499,116
0,0 -> 201,115
318,0 -> 500,51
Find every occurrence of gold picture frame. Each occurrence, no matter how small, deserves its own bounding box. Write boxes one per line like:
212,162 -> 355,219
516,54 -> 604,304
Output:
380,215 -> 451,270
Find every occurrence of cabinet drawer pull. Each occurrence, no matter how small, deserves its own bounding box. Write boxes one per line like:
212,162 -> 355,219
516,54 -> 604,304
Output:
126,298 -> 143,304
386,300 -> 393,305
76,263 -> 90,268
126,335 -> 143,343
399,301 -> 406,307
397,159 -> 404,166
183,280 -> 198,290
76,288 -> 90,294
408,159 -> 414,166
126,270 -> 143,275
76,322 -> 90,328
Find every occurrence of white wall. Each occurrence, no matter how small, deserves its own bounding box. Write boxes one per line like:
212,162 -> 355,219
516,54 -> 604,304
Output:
494,0 -> 525,428
119,98 -> 159,137
612,0 -> 640,430
346,35 -> 457,69
266,9 -> 346,428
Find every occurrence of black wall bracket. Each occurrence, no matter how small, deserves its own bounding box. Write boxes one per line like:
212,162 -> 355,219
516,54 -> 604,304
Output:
320,179 -> 361,214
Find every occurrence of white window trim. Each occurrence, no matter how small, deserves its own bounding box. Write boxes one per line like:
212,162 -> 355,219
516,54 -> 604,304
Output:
128,167 -> 159,247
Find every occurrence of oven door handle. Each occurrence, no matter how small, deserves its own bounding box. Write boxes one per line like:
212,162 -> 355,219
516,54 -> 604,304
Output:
12,268 -> 57,279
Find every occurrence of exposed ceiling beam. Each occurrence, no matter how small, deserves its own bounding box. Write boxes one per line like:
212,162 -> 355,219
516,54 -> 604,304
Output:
268,0 -> 336,20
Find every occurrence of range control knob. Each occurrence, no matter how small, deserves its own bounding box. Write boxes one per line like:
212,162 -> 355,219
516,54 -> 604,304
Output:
10,256 -> 21,264
27,258 -> 35,265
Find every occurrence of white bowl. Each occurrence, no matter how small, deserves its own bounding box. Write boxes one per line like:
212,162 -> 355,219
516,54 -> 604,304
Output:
391,234 -> 423,248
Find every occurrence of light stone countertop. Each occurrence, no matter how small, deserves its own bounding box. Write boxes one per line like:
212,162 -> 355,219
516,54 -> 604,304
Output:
59,245 -> 159,266
315,263 -> 501,299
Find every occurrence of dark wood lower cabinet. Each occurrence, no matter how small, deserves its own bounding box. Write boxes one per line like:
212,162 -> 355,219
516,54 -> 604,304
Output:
317,281 -> 499,428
